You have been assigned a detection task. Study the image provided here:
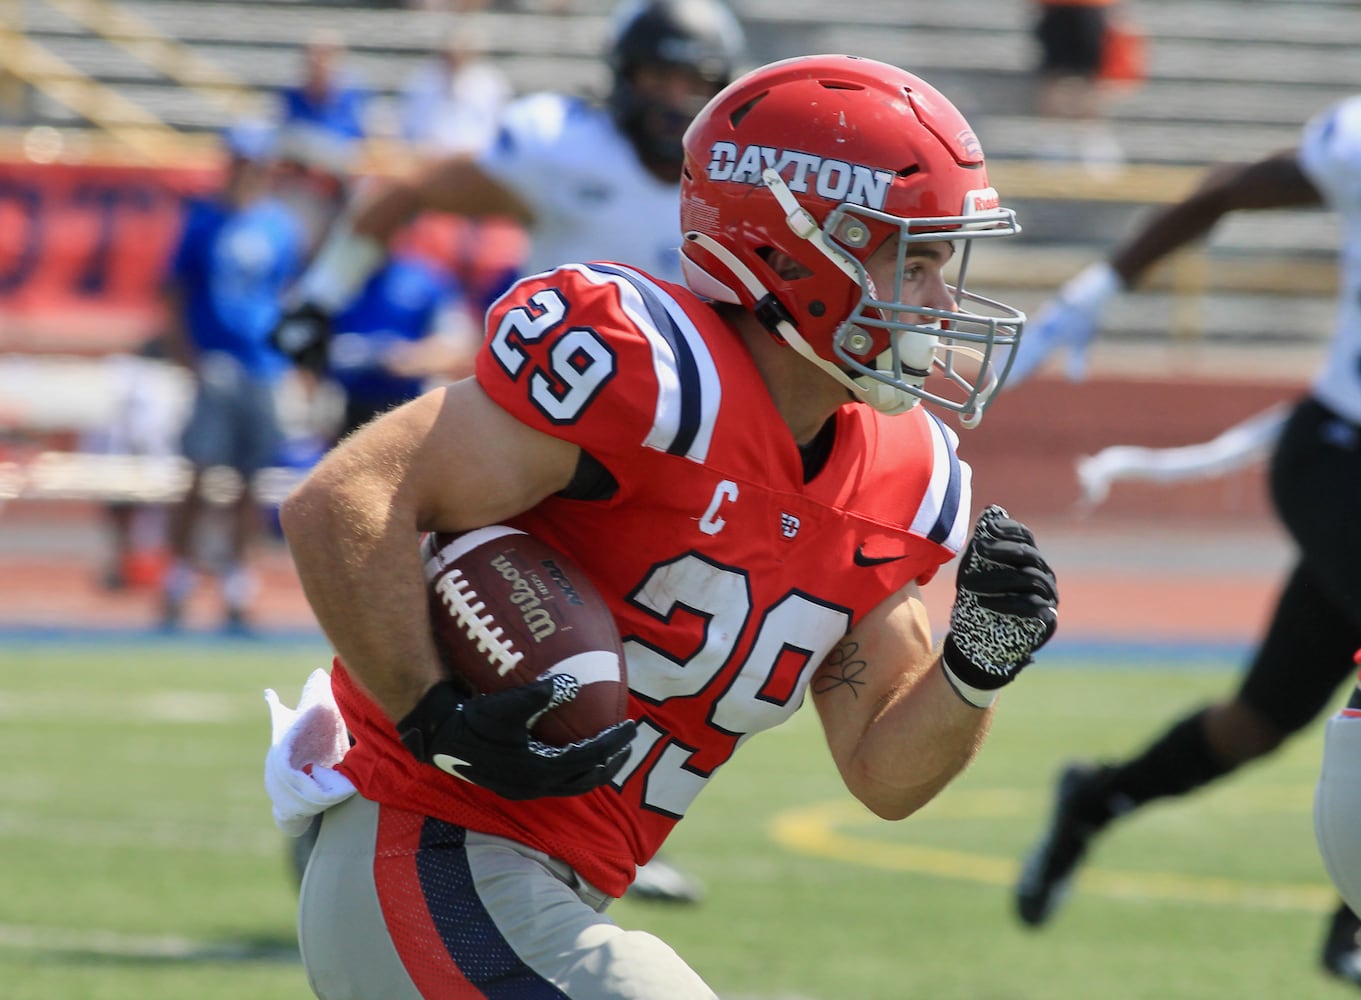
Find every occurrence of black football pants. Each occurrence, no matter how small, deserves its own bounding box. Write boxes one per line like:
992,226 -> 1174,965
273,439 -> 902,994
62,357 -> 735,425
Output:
1239,397 -> 1361,732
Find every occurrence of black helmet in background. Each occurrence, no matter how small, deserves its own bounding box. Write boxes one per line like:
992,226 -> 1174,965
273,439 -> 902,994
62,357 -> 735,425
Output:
607,0 -> 747,172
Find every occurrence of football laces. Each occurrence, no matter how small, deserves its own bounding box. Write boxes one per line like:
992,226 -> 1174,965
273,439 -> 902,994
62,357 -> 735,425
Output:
434,570 -> 525,677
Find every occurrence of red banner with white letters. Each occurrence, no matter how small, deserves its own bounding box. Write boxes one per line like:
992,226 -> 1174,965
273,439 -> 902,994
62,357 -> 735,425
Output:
0,156 -> 528,354
0,158 -> 219,352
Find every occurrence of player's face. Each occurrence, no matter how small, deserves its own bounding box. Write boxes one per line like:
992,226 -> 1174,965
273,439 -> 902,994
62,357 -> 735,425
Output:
864,236 -> 957,323
629,63 -> 725,155
631,63 -> 725,114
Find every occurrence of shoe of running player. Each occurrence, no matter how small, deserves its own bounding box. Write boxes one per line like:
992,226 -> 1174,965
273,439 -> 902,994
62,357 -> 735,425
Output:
626,854 -> 704,904
1015,762 -> 1111,927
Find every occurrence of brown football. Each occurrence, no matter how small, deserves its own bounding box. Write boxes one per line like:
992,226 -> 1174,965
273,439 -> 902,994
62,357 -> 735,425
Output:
421,526 -> 629,747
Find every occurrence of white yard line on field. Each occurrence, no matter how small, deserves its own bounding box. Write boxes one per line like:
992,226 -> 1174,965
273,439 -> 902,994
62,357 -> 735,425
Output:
0,922 -> 299,962
0,812 -> 282,853
0,690 -> 253,723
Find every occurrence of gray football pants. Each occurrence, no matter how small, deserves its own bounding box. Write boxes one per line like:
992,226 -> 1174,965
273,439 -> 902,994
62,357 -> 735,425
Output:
297,794 -> 718,999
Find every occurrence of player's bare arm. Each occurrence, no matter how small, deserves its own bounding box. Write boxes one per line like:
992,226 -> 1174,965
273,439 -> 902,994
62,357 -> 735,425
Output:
811,584 -> 991,821
1112,148 -> 1322,286
279,378 -> 579,721
352,153 -> 536,246
1007,149 -> 1327,386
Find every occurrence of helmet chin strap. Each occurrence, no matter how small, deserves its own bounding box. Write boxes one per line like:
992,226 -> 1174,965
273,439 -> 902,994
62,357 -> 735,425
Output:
853,359 -> 919,415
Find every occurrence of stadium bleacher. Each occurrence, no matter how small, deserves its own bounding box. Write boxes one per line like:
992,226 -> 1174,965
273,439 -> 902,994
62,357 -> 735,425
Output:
10,0 -> 1354,250
14,0 -> 1361,160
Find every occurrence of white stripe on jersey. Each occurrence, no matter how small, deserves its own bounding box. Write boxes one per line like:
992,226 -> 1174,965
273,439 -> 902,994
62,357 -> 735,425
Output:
910,414 -> 972,554
564,263 -> 722,464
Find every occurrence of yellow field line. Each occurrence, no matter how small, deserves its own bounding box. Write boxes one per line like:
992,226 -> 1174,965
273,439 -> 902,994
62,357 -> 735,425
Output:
771,796 -> 1336,914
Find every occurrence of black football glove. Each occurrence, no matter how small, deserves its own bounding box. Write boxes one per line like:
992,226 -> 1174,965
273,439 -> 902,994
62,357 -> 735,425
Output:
397,678 -> 637,800
271,301 -> 333,374
941,505 -> 1058,708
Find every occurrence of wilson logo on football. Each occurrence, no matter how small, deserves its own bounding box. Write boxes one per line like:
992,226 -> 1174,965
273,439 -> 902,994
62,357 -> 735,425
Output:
490,555 -> 560,644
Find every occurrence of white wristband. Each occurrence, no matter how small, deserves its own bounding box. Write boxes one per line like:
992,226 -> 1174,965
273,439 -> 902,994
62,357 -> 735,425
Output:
294,224 -> 385,313
939,659 -> 998,710
1061,261 -> 1123,312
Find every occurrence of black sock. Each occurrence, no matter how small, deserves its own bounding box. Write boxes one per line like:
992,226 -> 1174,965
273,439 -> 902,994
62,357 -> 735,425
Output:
1078,708 -> 1236,825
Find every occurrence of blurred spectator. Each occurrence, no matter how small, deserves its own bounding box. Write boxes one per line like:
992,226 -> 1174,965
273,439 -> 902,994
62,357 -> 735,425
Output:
399,26 -> 512,155
159,123 -> 314,632
1030,0 -> 1139,172
82,337 -> 183,591
278,30 -> 370,141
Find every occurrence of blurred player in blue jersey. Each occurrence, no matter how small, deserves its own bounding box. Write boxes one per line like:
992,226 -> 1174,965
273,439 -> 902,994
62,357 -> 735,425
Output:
161,122 -> 346,632
272,0 -> 748,903
1009,95 -> 1361,987
328,254 -> 465,442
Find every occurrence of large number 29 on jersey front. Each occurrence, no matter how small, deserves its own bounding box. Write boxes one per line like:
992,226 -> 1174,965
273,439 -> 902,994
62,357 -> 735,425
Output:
489,287 -> 616,423
488,283 -> 854,821
615,555 -> 852,819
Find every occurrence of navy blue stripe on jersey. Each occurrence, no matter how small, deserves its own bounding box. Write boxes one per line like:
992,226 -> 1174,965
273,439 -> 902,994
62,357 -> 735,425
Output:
415,819 -> 568,999
586,263 -> 704,458
921,411 -> 965,547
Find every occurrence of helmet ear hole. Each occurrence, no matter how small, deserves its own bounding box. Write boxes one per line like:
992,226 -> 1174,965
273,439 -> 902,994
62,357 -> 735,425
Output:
756,246 -> 812,281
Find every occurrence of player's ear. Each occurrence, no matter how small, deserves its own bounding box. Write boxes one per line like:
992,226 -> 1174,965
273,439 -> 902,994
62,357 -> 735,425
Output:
758,248 -> 812,281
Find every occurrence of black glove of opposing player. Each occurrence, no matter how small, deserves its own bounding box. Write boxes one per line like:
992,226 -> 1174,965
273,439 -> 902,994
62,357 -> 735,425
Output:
941,505 -> 1058,708
271,301 -> 333,374
397,678 -> 637,800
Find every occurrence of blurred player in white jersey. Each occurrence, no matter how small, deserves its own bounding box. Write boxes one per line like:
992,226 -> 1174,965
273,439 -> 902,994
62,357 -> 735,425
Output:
1008,94 -> 1361,986
269,54 -> 1057,999
275,0 -> 747,904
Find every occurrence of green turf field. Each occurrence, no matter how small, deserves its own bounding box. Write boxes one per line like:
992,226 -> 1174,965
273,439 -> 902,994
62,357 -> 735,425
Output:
0,640 -> 1354,1000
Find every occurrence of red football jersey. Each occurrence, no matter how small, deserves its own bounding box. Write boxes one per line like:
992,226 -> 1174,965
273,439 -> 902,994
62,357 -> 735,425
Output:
333,262 -> 972,898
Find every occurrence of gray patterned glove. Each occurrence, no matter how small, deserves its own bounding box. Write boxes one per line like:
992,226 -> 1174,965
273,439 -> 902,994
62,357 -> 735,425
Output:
941,505 -> 1058,708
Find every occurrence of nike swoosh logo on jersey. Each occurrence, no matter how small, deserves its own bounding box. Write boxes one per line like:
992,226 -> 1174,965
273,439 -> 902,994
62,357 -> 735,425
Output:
853,545 -> 908,567
431,753 -> 476,780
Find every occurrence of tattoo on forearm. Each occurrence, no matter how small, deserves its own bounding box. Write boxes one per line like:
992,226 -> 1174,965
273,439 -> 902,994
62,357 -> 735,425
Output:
813,640 -> 868,698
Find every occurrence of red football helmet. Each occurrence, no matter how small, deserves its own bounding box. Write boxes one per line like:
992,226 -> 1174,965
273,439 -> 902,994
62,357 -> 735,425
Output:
679,54 -> 1024,424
